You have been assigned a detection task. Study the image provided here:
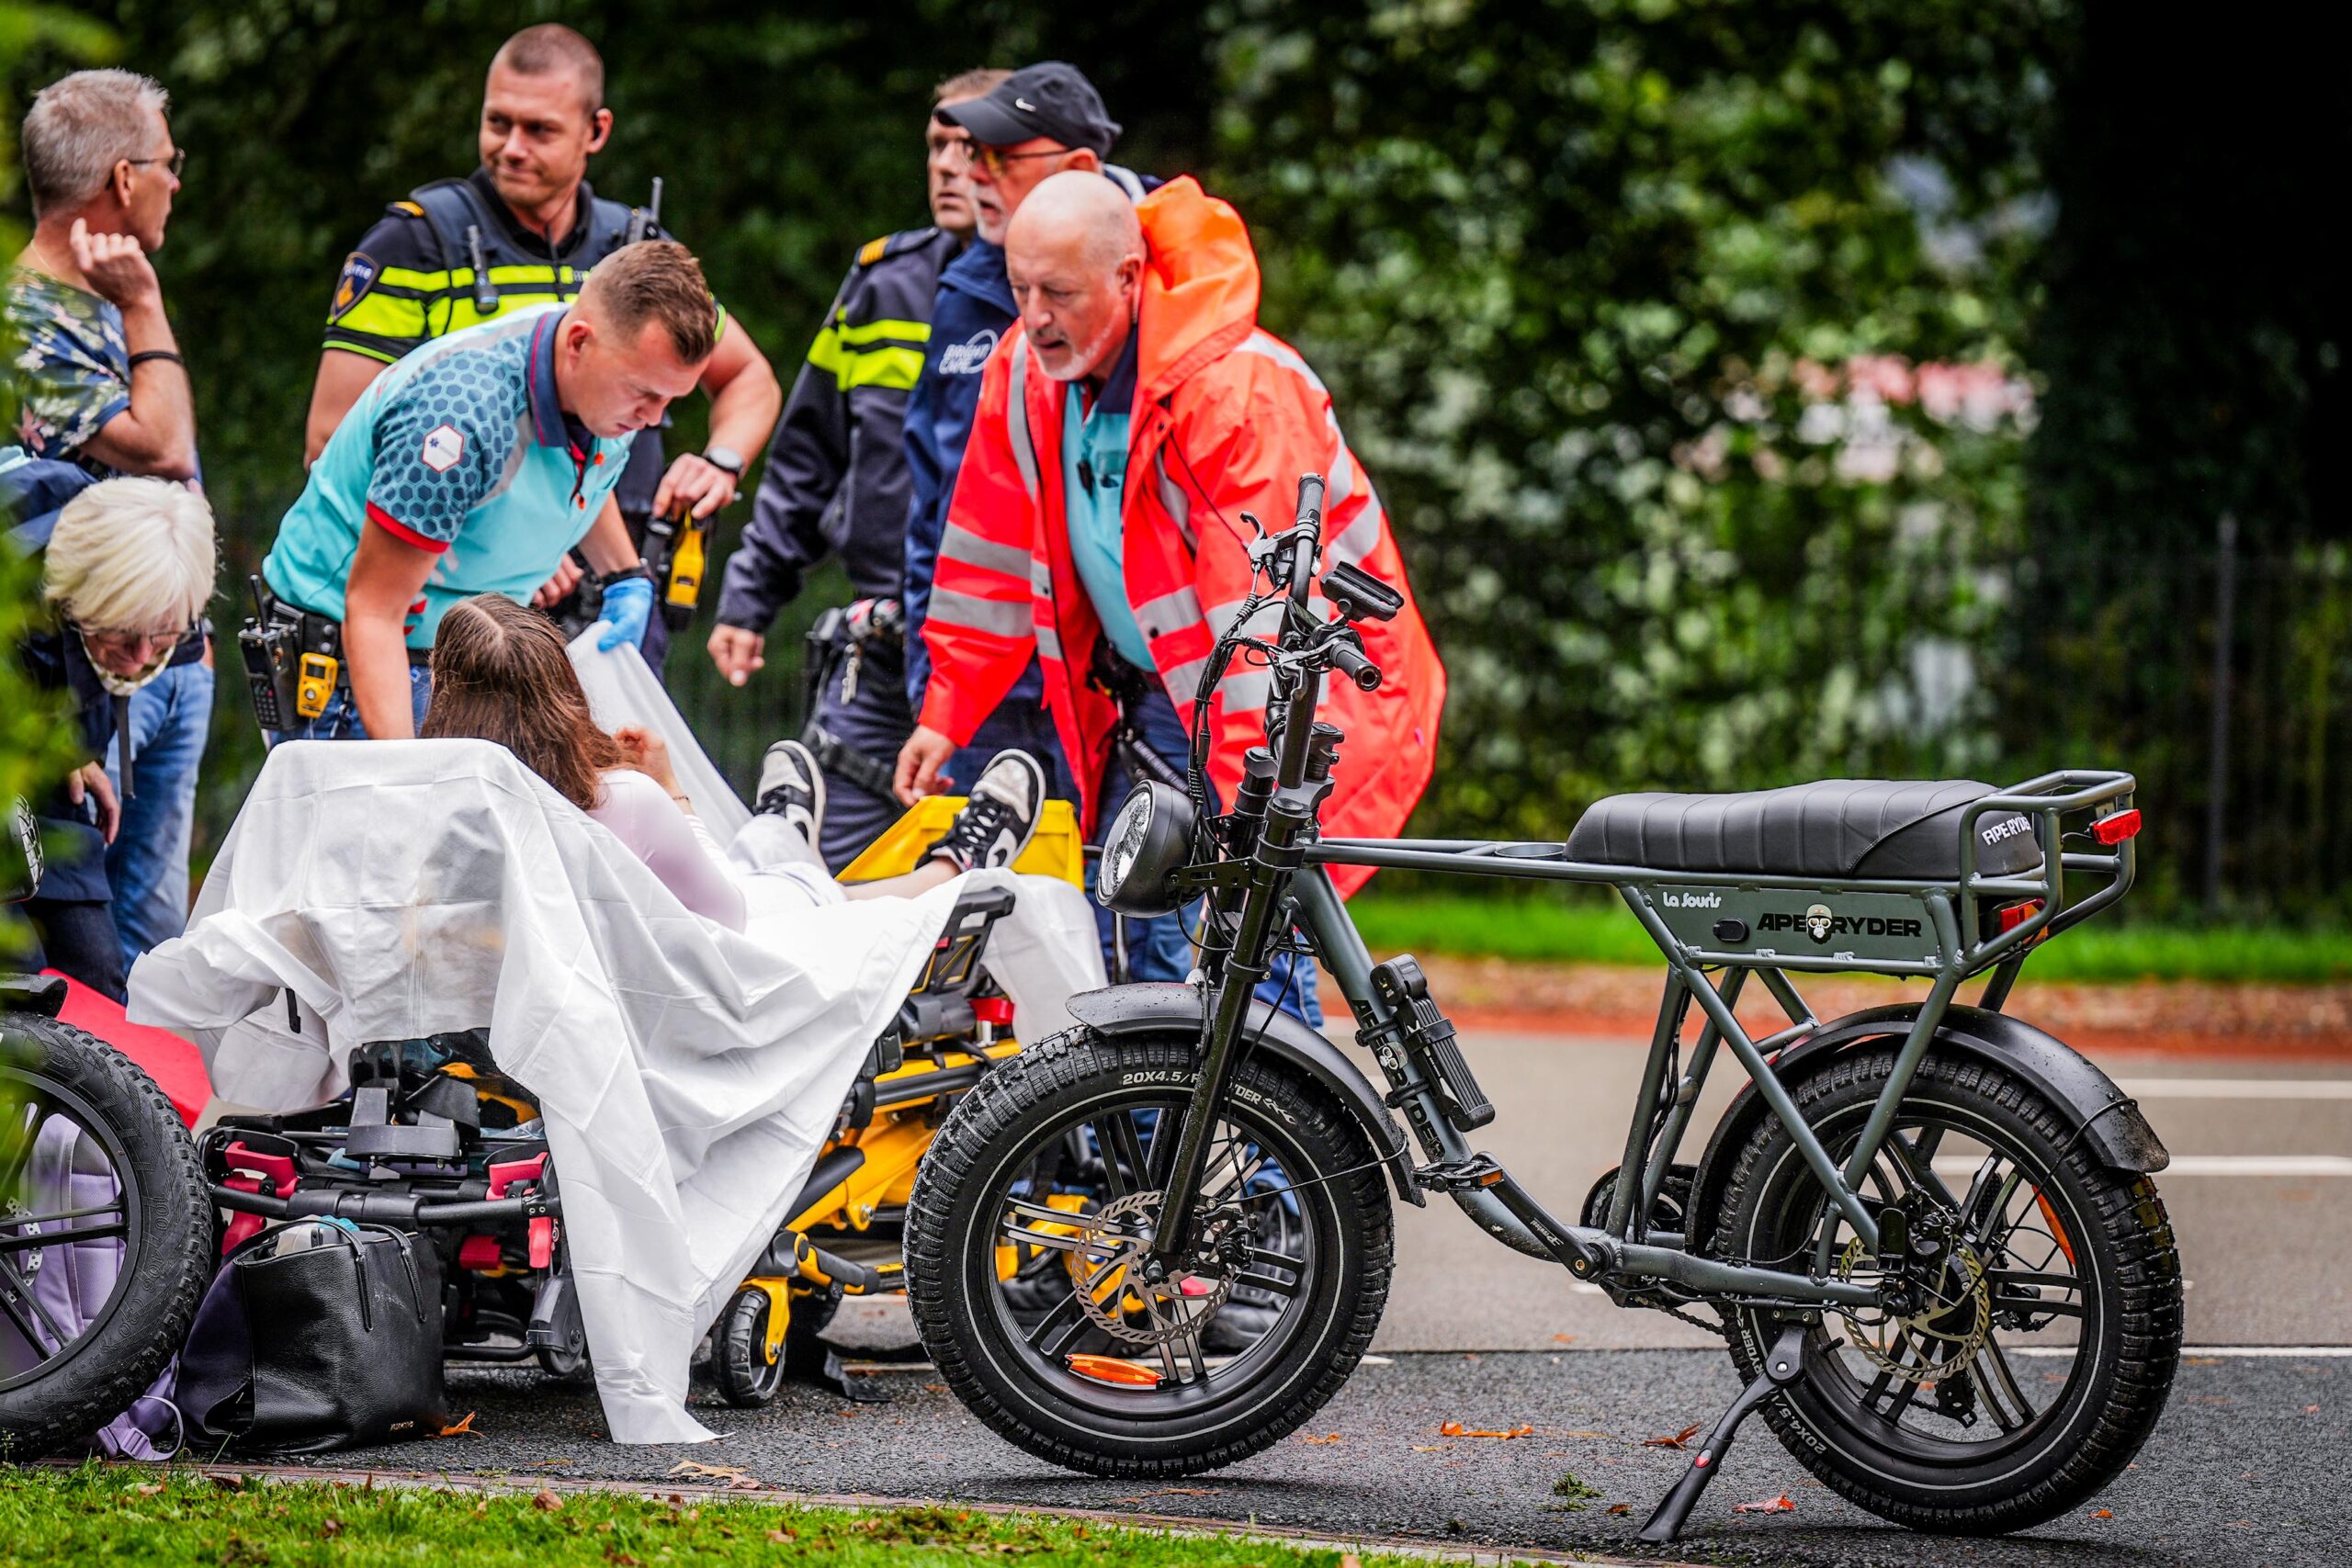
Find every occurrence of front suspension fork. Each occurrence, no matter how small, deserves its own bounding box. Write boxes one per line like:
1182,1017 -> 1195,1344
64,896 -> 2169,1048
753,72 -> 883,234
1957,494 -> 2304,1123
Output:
1139,798 -> 1313,1277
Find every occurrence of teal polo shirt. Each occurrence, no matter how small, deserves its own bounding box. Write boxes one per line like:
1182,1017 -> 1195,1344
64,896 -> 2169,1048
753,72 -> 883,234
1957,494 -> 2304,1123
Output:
263,303 -> 634,649
1062,331 -> 1151,670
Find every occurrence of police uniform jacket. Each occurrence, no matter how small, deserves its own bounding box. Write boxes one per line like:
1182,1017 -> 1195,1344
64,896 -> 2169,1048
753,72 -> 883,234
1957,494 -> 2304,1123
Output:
715,226 -> 959,635
321,166 -> 684,520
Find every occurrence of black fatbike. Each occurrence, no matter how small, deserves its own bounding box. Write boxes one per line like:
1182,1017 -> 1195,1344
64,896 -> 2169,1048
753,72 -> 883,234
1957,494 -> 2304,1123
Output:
904,475 -> 2182,1541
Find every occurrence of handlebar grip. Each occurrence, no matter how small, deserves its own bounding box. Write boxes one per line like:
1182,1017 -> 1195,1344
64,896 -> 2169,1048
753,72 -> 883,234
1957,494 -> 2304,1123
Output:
1294,472 -> 1326,531
1329,638 -> 1382,692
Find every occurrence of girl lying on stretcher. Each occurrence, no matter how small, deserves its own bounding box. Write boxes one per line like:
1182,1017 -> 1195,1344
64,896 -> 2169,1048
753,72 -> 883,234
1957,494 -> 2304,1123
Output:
423,594 -> 1052,922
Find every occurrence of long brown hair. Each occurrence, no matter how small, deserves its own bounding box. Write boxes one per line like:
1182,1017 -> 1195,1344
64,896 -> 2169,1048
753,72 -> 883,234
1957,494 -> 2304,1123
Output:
424,594 -> 623,811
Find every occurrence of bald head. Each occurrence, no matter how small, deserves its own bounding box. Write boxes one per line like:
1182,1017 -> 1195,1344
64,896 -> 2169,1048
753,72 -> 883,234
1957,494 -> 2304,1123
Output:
1006,172 -> 1145,383
1009,170 -> 1143,273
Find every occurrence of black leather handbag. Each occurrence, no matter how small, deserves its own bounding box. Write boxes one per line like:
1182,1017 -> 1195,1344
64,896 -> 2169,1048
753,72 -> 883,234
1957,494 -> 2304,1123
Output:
177,1219 -> 447,1455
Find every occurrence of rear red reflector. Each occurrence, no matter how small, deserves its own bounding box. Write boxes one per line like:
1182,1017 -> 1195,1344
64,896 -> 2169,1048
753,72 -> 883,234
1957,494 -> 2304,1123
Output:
1997,899 -> 2046,937
971,996 -> 1014,1027
2091,808 -> 2142,845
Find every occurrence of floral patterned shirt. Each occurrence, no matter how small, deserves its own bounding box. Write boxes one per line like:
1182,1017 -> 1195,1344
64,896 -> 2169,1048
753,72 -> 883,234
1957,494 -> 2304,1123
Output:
6,267 -> 130,474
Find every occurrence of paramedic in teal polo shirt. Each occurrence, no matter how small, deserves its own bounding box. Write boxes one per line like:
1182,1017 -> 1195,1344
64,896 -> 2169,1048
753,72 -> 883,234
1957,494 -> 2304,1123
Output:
258,242 -> 720,739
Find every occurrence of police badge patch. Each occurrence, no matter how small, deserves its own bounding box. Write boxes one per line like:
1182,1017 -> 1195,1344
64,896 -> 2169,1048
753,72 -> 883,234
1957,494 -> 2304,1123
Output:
331,252 -> 379,321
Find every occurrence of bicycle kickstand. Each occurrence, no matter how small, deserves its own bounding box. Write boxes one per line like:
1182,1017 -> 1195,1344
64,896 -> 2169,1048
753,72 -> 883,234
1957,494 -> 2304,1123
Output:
1637,1323 -> 1812,1544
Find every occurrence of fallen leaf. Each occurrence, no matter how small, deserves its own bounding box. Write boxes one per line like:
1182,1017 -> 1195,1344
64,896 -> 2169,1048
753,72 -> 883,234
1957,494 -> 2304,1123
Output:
605,1553 -> 640,1567
1441,1421 -> 1464,1436
766,1529 -> 797,1542
1299,1432 -> 1344,1444
437,1412 -> 478,1438
667,1461 -> 752,1483
2306,1404 -> 2322,1414
533,1489 -> 564,1512
322,1518 -> 344,1538
1733,1494 -> 1795,1515
209,1474 -> 246,1492
1643,1423 -> 1702,1450
2092,1508 -> 2113,1519
133,1483 -> 164,1497
1155,1487 -> 1220,1495
1441,1422 -> 1533,1439
1410,1445 -> 1447,1452
1340,1556 -> 1361,1568
1552,1333 -> 1577,1344
1606,1503 -> 1632,1517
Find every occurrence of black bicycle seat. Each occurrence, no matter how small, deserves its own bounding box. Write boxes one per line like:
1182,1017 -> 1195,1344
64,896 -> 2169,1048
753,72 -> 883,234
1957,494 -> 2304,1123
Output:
1565,780 -> 2041,882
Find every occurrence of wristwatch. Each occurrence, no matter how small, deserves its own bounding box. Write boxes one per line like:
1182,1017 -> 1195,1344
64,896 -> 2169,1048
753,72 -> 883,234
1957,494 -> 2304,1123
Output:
702,445 -> 745,476
596,561 -> 656,588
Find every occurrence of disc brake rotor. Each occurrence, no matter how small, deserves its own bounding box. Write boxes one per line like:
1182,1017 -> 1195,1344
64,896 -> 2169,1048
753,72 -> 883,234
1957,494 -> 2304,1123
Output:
1835,1235 -> 1993,1382
1070,1190 -> 1236,1348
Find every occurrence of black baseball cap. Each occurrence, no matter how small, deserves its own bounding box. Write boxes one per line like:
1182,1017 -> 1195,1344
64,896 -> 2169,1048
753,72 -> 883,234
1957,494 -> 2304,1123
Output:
935,62 -> 1121,155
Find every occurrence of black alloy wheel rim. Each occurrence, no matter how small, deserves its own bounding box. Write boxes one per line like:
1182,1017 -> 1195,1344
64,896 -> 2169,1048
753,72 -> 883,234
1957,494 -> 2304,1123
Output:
0,1064 -> 145,1392
1734,1097 -> 2098,1472
978,1090 -> 1327,1424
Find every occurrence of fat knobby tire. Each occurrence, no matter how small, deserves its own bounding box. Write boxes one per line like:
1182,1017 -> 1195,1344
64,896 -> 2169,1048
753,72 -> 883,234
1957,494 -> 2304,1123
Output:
1,1012 -> 214,1459
1712,1047 -> 2184,1534
904,1026 -> 1394,1477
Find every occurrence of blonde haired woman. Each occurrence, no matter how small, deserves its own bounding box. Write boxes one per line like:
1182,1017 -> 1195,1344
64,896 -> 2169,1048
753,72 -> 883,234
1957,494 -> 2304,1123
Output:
10,471 -> 216,998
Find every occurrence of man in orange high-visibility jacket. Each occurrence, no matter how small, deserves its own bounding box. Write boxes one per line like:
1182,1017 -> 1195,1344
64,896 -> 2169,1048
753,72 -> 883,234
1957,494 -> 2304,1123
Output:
894,171 -> 1444,1018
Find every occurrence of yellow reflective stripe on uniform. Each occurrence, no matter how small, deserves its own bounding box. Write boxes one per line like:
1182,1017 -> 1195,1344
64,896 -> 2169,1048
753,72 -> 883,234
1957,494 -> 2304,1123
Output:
839,345 -> 923,389
835,317 -> 931,347
330,291 -> 430,338
806,325 -> 846,374
808,333 -> 923,390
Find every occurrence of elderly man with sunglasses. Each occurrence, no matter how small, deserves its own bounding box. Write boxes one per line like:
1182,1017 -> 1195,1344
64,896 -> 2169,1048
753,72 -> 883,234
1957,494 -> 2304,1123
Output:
6,69 -> 209,976
899,64 -> 1155,839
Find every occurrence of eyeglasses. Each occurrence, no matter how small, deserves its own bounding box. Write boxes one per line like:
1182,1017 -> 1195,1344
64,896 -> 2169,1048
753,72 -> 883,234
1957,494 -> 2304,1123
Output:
127,148 -> 187,179
967,143 -> 1069,178
80,619 -> 195,656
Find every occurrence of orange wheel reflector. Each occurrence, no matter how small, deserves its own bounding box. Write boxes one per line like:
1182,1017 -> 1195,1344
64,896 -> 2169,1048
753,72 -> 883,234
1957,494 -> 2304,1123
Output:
2032,1188 -> 2077,1269
1066,1354 -> 1162,1388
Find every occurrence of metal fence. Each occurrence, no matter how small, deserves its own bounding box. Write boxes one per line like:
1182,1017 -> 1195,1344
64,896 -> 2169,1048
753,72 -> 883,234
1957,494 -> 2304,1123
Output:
2003,532 -> 2352,917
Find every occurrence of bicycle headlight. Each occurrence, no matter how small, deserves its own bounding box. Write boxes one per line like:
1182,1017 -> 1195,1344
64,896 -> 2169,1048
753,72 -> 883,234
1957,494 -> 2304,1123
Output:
1095,781 -> 1195,918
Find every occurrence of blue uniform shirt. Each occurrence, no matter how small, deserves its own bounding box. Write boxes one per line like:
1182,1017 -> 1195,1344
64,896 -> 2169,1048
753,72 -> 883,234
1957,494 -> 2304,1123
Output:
264,303 -> 633,648
1060,332 -> 1149,670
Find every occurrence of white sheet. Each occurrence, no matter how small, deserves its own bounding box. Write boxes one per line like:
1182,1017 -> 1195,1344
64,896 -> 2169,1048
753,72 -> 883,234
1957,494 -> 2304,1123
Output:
127,732 -> 1102,1444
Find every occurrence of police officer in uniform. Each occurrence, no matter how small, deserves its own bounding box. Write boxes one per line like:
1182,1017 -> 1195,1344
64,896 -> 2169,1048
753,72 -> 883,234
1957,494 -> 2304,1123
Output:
301,22 -> 779,672
707,70 -> 1006,871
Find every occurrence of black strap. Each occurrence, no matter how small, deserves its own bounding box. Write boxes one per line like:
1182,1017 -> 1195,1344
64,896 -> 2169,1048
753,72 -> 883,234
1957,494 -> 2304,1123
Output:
800,721 -> 900,805
126,350 -> 184,369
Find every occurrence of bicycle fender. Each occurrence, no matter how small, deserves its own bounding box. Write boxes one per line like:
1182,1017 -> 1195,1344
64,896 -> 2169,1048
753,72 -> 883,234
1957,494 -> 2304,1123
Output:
1066,983 -> 1422,1205
1685,1002 -> 2169,1252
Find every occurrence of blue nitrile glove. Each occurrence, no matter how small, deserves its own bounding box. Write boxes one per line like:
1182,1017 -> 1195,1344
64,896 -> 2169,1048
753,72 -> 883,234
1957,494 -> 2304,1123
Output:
594,575 -> 653,653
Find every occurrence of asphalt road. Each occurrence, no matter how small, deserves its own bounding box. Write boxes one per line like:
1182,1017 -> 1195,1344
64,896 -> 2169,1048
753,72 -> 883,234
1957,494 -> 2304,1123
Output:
329,1027 -> 2352,1565
344,1349 -> 2346,1568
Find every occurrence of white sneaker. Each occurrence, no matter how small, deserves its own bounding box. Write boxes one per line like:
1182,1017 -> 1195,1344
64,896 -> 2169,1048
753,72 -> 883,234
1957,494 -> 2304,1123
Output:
928,750 -> 1047,872
753,739 -> 825,848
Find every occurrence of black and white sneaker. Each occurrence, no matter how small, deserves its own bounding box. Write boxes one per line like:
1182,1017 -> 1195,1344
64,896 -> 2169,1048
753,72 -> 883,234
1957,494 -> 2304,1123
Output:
753,739 -> 825,847
927,750 -> 1047,873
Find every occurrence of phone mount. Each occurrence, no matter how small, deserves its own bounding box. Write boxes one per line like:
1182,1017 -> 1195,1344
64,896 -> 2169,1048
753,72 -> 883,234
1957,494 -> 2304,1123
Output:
1325,559 -> 1403,623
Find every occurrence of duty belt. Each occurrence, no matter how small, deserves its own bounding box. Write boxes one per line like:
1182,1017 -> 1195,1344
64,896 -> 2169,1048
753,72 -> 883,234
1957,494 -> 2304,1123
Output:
799,597 -> 909,805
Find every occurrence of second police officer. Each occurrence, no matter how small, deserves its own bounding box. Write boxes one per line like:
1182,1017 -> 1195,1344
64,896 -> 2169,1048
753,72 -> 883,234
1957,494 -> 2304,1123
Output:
707,70 -> 1010,870
301,23 -> 780,673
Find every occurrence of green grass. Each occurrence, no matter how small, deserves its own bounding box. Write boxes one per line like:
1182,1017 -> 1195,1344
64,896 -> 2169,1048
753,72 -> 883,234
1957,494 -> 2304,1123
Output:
0,1465 -> 1411,1567
1350,894 -> 2352,985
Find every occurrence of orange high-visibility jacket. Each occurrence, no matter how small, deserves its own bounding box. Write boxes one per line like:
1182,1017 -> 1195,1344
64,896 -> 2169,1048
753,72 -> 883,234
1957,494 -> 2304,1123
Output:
919,176 -> 1445,893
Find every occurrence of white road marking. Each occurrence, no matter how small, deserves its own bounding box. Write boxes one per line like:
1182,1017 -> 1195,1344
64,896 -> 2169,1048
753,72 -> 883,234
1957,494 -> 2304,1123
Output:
2015,1345 -> 2352,1358
2116,1077 -> 2352,1100
1934,1154 -> 2352,1179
